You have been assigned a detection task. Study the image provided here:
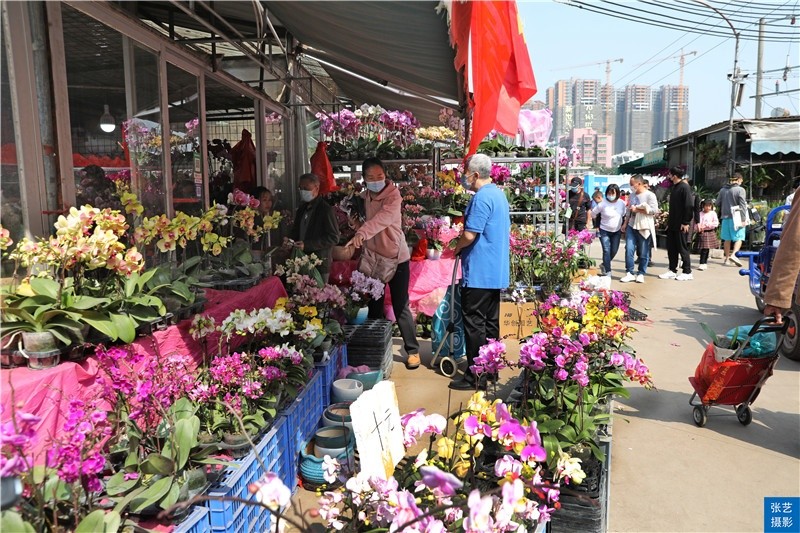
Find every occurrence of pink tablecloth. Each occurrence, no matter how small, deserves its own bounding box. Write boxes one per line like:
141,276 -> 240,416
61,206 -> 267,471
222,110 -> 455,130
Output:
1,277 -> 286,459
330,255 -> 461,317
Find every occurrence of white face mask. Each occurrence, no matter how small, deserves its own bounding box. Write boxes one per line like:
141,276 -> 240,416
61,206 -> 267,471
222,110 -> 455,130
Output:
607,194 -> 617,202
366,181 -> 386,193
299,190 -> 315,203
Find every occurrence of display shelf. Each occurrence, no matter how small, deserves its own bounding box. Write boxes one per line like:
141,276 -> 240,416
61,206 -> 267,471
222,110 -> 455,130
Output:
330,159 -> 432,166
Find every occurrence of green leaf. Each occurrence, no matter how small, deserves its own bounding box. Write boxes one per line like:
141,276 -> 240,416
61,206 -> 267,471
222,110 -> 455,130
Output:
81,311 -> 118,339
112,485 -> 146,514
111,314 -> 137,344
105,471 -> 141,496
30,278 -> 59,299
699,322 -> 718,345
129,477 -> 174,513
1,510 -> 35,533
159,481 -> 180,510
140,454 -> 175,476
75,510 -> 120,533
174,418 -> 195,470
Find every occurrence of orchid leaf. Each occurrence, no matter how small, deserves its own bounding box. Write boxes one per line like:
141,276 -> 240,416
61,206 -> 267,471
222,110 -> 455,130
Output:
1,511 -> 35,533
140,454 -> 175,476
111,314 -> 136,344
129,477 -> 173,513
159,482 -> 180,510
75,510 -> 120,533
29,278 -> 59,300
105,471 -> 141,496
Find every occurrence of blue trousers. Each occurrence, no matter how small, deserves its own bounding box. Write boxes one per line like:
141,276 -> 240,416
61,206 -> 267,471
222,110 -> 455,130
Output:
598,229 -> 622,275
625,226 -> 652,275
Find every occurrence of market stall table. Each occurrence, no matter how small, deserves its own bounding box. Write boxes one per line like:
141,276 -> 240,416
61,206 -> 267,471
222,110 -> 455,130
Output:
0,277 -> 286,459
330,252 -> 461,318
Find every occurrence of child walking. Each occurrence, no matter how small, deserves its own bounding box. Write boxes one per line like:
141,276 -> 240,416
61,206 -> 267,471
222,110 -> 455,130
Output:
696,199 -> 719,271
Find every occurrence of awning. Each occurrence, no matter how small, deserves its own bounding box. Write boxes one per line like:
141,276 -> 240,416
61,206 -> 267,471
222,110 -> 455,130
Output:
264,1 -> 459,109
618,157 -> 643,173
744,121 -> 800,155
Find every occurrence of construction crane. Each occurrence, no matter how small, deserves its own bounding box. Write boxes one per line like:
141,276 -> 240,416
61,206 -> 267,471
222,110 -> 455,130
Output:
632,50 -> 697,134
552,58 -> 623,135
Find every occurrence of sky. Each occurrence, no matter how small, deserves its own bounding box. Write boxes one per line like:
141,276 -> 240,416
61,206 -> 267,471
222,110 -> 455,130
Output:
518,1 -> 800,132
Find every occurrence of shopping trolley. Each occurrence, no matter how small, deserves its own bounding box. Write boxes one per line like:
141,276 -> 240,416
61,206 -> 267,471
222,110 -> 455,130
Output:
431,255 -> 466,377
688,316 -> 788,427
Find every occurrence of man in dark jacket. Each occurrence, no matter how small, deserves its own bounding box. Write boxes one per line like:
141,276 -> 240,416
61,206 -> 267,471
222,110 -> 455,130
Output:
567,177 -> 592,232
659,167 -> 695,281
286,173 -> 340,282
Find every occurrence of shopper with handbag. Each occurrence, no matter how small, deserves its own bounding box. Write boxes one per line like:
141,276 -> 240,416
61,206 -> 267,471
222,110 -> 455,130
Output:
716,173 -> 748,267
345,158 -> 420,369
285,173 -> 339,282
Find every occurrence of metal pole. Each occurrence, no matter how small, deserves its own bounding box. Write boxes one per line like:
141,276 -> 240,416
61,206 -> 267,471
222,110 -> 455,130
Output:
755,18 -> 765,119
728,33 -> 740,177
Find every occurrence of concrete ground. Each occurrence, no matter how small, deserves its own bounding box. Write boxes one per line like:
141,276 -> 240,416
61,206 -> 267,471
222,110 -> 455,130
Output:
288,241 -> 800,532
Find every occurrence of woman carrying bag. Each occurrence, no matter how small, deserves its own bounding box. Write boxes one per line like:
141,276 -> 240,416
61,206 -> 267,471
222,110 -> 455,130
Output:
346,158 -> 421,369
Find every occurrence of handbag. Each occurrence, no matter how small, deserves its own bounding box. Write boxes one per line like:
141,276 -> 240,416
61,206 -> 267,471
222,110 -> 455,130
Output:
731,206 -> 750,230
358,246 -> 398,283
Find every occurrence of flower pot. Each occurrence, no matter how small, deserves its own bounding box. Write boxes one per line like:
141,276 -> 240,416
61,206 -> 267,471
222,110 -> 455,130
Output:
331,379 -> 364,403
222,432 -> 254,459
314,426 -> 352,449
21,331 -> 58,353
426,248 -> 442,261
322,402 -> 353,430
299,439 -> 351,487
23,348 -> 61,370
346,306 -> 369,325
346,370 -> 383,391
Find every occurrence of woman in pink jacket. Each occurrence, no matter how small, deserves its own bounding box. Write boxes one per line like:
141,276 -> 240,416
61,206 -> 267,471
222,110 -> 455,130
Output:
346,158 -> 421,369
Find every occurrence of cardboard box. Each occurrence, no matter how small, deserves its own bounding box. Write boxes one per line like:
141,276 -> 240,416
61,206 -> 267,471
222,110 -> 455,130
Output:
499,301 -> 539,341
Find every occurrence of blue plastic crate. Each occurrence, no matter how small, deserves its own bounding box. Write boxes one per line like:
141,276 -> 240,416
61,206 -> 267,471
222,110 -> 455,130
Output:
281,371 -> 324,489
174,506 -> 210,533
256,416 -> 294,492
315,343 -> 348,407
206,420 -> 286,532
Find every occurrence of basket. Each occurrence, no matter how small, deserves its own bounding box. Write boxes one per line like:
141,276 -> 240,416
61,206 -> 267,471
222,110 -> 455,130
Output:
205,420 -> 287,532
280,371 -> 324,489
315,343 -> 349,407
174,506 -> 211,533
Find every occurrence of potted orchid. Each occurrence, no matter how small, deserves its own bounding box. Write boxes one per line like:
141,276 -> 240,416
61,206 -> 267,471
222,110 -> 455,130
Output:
343,270 -> 384,325
423,216 -> 462,260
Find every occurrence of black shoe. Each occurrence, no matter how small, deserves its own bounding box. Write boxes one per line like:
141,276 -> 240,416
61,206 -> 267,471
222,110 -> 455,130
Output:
448,374 -> 491,391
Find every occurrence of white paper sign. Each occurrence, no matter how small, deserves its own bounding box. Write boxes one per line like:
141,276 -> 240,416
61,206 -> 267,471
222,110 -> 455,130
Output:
349,381 -> 404,479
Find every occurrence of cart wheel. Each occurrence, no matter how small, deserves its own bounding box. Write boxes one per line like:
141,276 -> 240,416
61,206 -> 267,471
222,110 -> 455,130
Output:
439,357 -> 458,378
736,405 -> 753,426
755,295 -> 766,313
692,406 -> 707,427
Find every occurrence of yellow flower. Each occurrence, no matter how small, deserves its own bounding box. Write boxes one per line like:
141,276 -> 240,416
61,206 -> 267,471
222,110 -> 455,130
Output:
436,437 -> 455,460
274,297 -> 288,310
299,306 -> 317,318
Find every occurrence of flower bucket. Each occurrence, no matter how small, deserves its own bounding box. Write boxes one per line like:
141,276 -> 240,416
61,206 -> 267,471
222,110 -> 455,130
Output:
426,248 -> 442,261
347,306 -> 369,325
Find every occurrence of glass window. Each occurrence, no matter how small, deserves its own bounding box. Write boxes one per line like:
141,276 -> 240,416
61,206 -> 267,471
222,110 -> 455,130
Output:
62,5 -> 127,211
166,63 -> 202,216
205,76 -> 256,205
1,7 -> 23,256
264,110 -> 286,211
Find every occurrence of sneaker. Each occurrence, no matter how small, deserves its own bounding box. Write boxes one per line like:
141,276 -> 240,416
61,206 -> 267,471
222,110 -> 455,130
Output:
697,264 -> 708,271
723,258 -> 731,266
635,274 -> 645,283
620,273 -> 636,283
406,354 -> 420,369
675,273 -> 694,281
658,271 -> 677,279
730,256 -> 743,267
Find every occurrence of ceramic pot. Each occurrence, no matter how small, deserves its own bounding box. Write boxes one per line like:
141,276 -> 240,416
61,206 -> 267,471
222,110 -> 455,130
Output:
314,426 -> 352,449
426,248 -> 442,261
322,402 -> 353,430
346,307 -> 369,325
21,331 -> 58,353
346,370 -> 383,391
331,379 -> 364,403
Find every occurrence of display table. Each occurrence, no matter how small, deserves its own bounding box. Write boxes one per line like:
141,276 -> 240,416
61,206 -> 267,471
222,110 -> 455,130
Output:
0,277 -> 286,459
330,253 -> 461,318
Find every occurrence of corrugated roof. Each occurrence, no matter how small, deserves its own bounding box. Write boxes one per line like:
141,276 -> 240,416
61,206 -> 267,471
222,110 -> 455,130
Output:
743,121 -> 800,155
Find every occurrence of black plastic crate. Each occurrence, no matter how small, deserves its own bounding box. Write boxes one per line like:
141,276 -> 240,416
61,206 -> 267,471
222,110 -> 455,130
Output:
343,319 -> 393,346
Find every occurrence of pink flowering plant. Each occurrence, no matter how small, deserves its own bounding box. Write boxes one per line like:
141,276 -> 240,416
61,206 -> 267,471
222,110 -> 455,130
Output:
529,229 -> 595,296
342,270 -> 384,320
471,288 -> 654,474
310,392 -> 563,532
0,401 -> 122,531
423,216 -> 463,251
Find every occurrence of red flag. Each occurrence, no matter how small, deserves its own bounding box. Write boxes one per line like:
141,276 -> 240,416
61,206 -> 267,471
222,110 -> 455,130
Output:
452,1 -> 537,156
310,141 -> 338,195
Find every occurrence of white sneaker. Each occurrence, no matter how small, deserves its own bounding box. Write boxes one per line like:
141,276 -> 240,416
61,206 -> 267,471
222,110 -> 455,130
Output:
675,273 -> 694,281
635,274 -> 645,283
658,271 -> 677,279
722,258 -> 731,266
730,256 -> 743,267
620,273 -> 636,283
697,264 -> 708,271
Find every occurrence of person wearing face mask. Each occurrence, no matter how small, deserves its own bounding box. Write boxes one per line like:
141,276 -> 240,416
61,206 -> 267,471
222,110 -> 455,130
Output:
285,173 -> 339,283
567,177 -> 592,232
621,175 -> 659,283
591,184 -> 627,278
449,153 -> 510,391
346,158 -> 421,370
658,167 -> 695,281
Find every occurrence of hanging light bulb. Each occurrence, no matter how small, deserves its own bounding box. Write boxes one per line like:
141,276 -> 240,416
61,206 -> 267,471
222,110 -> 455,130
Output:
99,105 -> 115,133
